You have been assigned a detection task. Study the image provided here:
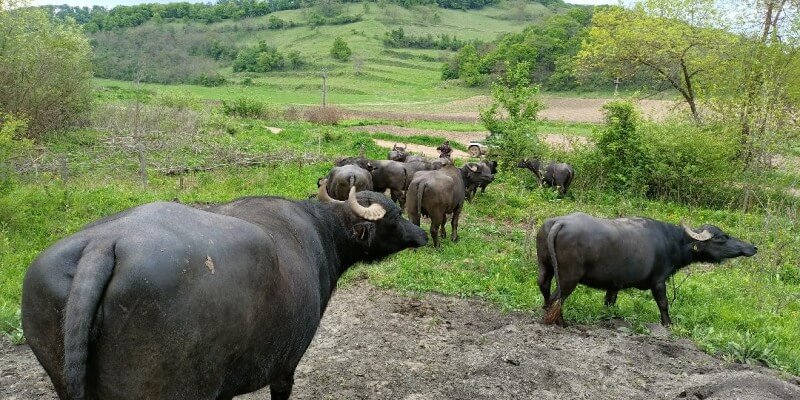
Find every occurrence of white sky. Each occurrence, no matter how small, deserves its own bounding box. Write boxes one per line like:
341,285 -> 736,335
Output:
30,0 -> 620,8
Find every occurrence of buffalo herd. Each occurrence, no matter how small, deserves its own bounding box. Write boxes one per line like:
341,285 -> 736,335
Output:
20,142 -> 758,399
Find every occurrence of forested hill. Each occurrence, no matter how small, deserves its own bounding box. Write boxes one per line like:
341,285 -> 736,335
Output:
45,0 -> 568,30
43,0 -> 594,92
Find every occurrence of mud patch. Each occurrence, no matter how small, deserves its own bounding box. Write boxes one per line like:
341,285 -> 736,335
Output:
3,282 -> 798,399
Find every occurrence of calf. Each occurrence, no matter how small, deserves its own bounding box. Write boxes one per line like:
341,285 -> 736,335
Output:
536,213 -> 757,326
517,158 -> 574,196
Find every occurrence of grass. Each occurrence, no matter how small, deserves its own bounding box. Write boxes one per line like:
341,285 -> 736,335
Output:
2,105 -> 799,376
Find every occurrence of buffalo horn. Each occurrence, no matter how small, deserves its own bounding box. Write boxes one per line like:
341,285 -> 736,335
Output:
680,220 -> 713,241
347,186 -> 386,221
317,179 -> 342,203
468,164 -> 478,172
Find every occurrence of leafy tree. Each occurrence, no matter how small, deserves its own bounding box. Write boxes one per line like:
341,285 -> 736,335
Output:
480,61 -> 544,168
233,41 -> 285,72
330,37 -> 352,61
576,4 -> 729,121
0,0 -> 93,137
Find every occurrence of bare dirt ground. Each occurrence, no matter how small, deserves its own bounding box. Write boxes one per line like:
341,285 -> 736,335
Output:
344,96 -> 675,123
4,282 -> 799,400
356,125 -> 589,152
373,139 -> 471,159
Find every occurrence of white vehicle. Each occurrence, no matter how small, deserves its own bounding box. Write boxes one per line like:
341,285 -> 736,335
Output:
467,141 -> 489,157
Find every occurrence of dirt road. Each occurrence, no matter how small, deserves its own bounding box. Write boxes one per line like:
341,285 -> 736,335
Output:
359,125 -> 590,152
344,96 -> 675,123
3,282 -> 798,399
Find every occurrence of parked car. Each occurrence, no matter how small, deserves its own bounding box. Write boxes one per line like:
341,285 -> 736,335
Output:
467,141 -> 489,157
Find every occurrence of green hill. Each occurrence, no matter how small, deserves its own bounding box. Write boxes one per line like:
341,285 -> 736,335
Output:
88,1 -> 585,107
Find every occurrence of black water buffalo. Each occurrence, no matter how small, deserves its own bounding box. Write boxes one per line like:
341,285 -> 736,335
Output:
536,213 -> 757,326
21,181 -> 426,400
465,161 -> 496,201
517,158 -> 574,196
388,143 -> 408,161
324,164 -> 373,200
405,162 -> 489,247
337,157 -> 411,206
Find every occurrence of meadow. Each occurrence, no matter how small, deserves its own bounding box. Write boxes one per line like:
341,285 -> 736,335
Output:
1,88 -> 798,376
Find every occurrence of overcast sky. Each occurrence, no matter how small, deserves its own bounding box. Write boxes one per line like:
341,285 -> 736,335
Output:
29,0 -> 619,9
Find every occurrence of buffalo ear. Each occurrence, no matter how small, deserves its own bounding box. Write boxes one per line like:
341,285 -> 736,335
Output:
352,222 -> 375,245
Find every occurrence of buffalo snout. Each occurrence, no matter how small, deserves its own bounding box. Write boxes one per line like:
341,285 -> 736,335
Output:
402,220 -> 428,248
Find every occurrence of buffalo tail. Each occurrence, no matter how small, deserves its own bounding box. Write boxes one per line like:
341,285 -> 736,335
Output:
543,221 -> 564,325
64,242 -> 116,400
417,181 -> 426,220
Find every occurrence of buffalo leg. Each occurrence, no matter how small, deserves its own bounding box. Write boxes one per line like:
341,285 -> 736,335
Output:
604,290 -> 618,307
430,217 -> 441,248
545,279 -> 579,327
270,376 -> 295,400
451,204 -> 462,242
651,282 -> 671,326
538,265 -> 554,310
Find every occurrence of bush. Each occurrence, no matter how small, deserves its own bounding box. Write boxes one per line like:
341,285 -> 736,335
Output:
193,72 -> 227,87
331,37 -> 352,61
233,42 -> 285,73
287,51 -> 307,70
305,107 -> 341,125
480,62 -> 544,169
154,90 -> 202,111
641,120 -> 739,205
221,97 -> 268,119
1,7 -> 92,137
0,114 -> 32,194
595,100 -> 651,195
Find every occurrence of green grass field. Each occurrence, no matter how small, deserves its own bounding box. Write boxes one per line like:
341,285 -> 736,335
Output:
2,109 -> 798,374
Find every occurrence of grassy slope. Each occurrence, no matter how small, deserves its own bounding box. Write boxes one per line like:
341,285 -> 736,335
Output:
93,2 -> 574,107
1,115 -> 798,374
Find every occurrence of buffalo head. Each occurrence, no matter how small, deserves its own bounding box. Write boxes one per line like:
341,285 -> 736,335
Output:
318,179 -> 427,260
681,221 -> 757,262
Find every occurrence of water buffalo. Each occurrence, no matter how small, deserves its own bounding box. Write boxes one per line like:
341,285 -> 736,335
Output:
21,181 -> 427,400
465,161 -> 496,201
388,143 -> 408,161
405,162 -> 489,247
517,159 -> 574,196
324,164 -> 373,200
536,213 -> 757,326
337,157 -> 410,206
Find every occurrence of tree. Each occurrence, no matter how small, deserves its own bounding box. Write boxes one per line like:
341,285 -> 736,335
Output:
480,61 -> 544,168
0,0 -> 93,137
330,37 -> 352,61
576,4 -> 728,121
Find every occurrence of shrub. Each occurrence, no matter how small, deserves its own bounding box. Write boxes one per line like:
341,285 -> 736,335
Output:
221,97 -> 267,119
287,51 -> 307,69
0,113 -> 32,194
233,42 -> 285,73
595,100 -> 651,195
641,120 -> 739,205
154,90 -> 202,111
0,7 -> 92,137
193,72 -> 227,87
305,107 -> 341,125
331,37 -> 352,61
480,62 -> 544,169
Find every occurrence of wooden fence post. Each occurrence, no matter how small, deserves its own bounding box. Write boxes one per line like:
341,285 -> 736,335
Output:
59,155 -> 68,183
137,145 -> 147,189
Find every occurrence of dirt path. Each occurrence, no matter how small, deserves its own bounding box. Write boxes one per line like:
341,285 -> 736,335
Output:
344,96 -> 675,123
373,139 -> 470,159
358,125 -> 590,152
3,282 -> 798,399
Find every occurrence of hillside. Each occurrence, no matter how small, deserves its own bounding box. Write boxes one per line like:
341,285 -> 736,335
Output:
88,1 -> 591,107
